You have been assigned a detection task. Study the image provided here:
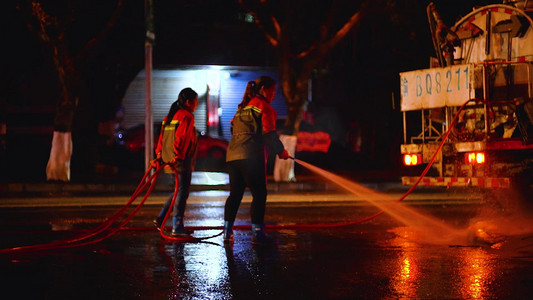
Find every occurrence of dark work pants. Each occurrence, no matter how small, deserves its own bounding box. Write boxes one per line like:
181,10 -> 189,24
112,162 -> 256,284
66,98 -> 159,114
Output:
224,158 -> 267,225
157,168 -> 192,221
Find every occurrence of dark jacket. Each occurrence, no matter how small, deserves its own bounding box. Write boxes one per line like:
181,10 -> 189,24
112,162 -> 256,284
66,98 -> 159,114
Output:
226,95 -> 284,162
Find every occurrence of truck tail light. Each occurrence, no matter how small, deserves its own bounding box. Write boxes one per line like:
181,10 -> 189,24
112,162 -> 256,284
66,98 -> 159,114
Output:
403,154 -> 422,166
465,152 -> 485,164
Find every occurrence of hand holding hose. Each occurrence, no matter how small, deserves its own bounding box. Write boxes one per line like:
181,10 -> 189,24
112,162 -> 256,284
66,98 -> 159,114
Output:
150,158 -> 162,168
150,152 -> 163,168
278,149 -> 291,160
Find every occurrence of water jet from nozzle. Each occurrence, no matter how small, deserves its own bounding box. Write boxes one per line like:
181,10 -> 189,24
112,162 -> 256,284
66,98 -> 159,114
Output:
292,158 -> 472,245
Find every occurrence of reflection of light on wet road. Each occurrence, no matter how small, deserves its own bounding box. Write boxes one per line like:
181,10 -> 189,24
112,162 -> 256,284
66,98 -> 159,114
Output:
191,190 -> 229,197
389,227 -> 420,298
167,243 -> 230,299
50,217 -> 105,231
191,171 -> 229,185
401,257 -> 411,278
458,248 -> 495,299
386,226 -> 499,298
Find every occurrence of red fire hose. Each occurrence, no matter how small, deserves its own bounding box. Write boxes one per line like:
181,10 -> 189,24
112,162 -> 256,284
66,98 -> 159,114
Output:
0,99 -> 475,254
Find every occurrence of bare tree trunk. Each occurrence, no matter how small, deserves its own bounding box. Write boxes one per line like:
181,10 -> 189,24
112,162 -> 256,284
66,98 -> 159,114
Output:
238,0 -> 363,180
284,92 -> 305,135
23,0 -> 125,181
26,2 -> 77,181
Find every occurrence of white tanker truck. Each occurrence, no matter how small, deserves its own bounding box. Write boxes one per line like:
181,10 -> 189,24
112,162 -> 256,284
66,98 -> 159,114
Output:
399,1 -> 533,198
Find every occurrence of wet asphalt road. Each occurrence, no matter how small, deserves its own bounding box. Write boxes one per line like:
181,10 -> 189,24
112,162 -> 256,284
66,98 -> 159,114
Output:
1,190 -> 533,299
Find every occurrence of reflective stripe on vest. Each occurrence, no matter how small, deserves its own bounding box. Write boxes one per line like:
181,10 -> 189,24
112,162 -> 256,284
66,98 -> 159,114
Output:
161,120 -> 180,163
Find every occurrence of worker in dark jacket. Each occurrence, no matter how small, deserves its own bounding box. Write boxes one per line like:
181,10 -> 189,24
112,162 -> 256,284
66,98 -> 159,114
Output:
224,76 -> 291,245
151,87 -> 198,236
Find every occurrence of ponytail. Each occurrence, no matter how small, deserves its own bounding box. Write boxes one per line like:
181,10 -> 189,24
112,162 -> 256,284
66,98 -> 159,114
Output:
238,81 -> 256,109
237,76 -> 276,109
164,87 -> 198,126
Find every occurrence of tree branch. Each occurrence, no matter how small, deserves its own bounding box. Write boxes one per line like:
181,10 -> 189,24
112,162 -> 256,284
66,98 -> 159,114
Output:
294,42 -> 318,59
238,0 -> 279,47
295,1 -> 360,60
270,13 -> 281,41
75,0 -> 125,62
325,10 -> 361,50
320,0 -> 339,40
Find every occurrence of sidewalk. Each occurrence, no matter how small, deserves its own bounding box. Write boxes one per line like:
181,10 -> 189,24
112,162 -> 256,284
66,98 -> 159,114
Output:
0,169 -> 411,199
0,168 -> 477,209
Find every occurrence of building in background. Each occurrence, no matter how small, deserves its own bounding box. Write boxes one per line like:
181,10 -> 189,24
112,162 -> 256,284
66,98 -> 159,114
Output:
120,65 -> 288,140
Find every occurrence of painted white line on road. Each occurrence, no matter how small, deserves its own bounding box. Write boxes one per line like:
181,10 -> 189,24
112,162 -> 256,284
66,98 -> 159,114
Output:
0,192 -> 483,208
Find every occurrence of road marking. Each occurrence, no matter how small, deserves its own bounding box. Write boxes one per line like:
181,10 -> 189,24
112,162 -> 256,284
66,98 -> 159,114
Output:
0,192 -> 483,208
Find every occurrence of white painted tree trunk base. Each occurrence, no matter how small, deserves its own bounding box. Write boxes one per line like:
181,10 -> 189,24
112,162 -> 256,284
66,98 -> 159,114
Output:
46,131 -> 72,182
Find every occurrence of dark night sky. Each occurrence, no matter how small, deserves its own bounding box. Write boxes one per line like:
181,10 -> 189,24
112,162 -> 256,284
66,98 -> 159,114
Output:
1,0 -> 499,107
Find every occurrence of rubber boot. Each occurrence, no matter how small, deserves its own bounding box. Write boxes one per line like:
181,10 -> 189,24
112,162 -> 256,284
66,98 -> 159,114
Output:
223,221 -> 234,243
251,223 -> 272,245
172,216 -> 192,236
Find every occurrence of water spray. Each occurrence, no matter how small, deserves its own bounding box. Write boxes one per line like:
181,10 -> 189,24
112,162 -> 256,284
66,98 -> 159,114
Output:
278,100 -> 482,245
